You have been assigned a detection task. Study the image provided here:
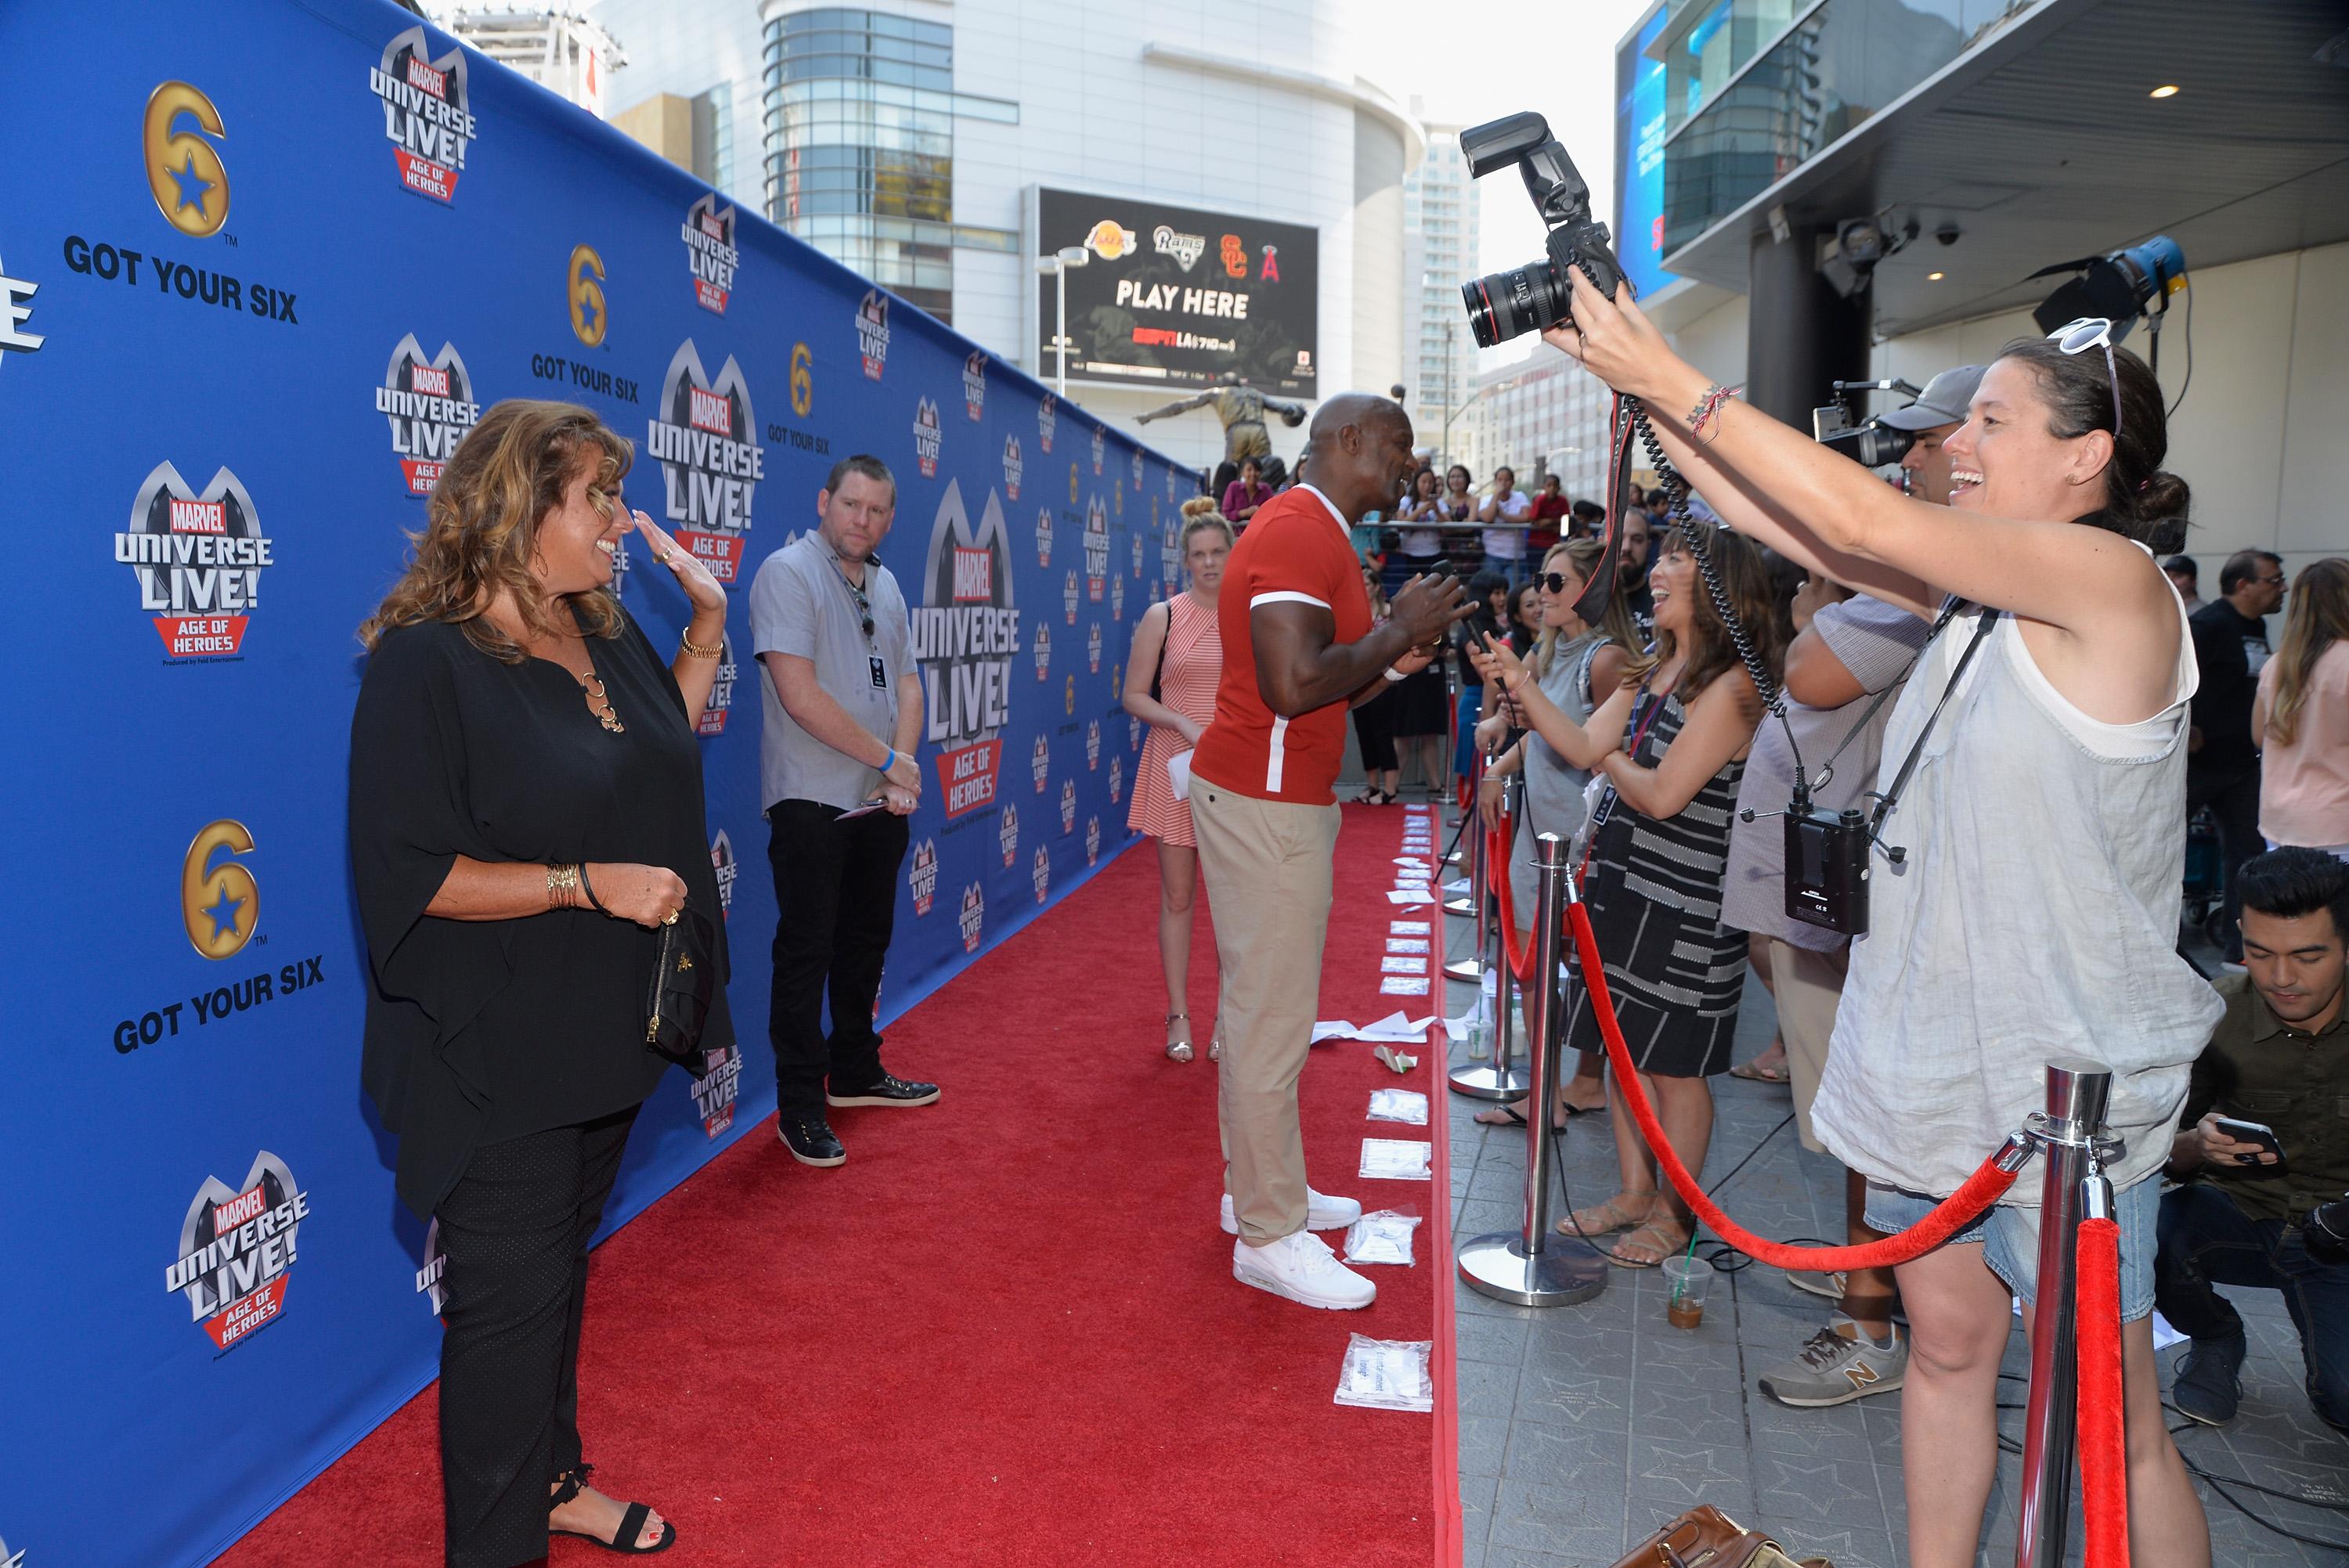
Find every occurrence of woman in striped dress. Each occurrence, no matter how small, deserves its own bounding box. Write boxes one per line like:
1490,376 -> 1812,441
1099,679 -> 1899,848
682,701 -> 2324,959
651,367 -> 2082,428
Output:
1124,501 -> 1232,1062
1474,523 -> 1782,1264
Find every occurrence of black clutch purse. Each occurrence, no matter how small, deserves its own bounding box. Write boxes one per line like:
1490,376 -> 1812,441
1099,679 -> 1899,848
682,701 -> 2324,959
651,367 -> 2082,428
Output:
644,899 -> 717,1067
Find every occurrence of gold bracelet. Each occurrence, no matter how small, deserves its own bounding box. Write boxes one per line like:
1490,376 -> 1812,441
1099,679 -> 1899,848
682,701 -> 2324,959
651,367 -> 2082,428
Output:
680,632 -> 723,659
546,862 -> 580,908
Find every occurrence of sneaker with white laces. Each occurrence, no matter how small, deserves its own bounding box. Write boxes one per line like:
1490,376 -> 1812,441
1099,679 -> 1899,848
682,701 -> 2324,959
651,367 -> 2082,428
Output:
1757,1314 -> 1907,1408
1220,1188 -> 1362,1235
1231,1231 -> 1377,1310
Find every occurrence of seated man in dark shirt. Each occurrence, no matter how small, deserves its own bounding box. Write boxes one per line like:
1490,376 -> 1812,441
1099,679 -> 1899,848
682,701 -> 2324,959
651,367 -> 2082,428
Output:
2156,848 -> 2349,1427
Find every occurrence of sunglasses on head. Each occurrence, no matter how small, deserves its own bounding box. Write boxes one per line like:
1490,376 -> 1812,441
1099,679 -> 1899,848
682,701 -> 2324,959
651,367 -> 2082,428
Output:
2048,316 -> 2123,442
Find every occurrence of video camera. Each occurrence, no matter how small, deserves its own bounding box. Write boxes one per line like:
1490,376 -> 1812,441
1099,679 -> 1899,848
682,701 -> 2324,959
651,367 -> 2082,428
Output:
1811,380 -> 1921,470
1456,112 -> 1626,348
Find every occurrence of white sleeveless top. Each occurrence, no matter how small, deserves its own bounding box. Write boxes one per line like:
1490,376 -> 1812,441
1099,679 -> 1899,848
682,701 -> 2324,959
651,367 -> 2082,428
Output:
1810,577 -> 2224,1203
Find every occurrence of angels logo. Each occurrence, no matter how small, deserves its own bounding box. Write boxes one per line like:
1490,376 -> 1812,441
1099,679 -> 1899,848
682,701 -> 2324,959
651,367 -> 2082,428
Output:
908,838 -> 939,916
1037,393 -> 1056,452
378,333 -> 479,496
691,1044 -> 743,1137
417,1217 -> 447,1315
1086,623 -> 1102,675
1111,570 -> 1126,622
962,351 -> 987,420
911,397 -> 942,480
914,480 -> 1021,817
957,883 -> 985,953
1032,844 -> 1051,904
1059,778 -> 1077,833
1109,754 -> 1124,805
709,828 -> 738,917
1086,719 -> 1101,770
164,1150 -> 308,1350
1001,434 -> 1023,500
1035,505 -> 1053,567
682,193 -> 738,314
998,802 -> 1019,868
1084,496 -> 1109,600
1063,569 -> 1079,625
1086,815 -> 1102,866
117,463 -> 273,660
1030,734 -> 1049,791
696,633 -> 738,735
856,290 -> 890,380
370,26 -> 474,203
1033,621 -> 1051,681
1090,424 -> 1106,477
648,341 -> 762,582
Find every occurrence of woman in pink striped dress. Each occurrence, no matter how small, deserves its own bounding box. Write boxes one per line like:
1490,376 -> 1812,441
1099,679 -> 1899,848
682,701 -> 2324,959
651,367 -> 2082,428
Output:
1123,500 -> 1232,1062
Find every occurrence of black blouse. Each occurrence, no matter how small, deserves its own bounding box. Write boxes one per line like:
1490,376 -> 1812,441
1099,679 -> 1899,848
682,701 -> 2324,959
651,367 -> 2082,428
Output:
349,603 -> 734,1219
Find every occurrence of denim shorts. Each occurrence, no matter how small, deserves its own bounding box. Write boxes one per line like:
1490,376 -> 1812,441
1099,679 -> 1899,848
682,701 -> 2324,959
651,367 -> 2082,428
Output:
1864,1173 -> 2158,1322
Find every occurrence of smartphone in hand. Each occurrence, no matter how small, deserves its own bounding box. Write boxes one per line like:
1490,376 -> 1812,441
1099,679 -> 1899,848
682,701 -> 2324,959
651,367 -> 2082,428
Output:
2211,1115 -> 2285,1166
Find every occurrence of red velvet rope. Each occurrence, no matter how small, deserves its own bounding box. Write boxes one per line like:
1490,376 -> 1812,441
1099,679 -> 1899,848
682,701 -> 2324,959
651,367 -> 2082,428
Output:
1486,824 -> 1537,983
1564,900 -> 2022,1270
2076,1215 -> 2132,1568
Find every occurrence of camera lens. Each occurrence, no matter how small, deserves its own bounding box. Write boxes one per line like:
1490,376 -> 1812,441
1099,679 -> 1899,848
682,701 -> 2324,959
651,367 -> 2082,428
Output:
1460,259 -> 1567,349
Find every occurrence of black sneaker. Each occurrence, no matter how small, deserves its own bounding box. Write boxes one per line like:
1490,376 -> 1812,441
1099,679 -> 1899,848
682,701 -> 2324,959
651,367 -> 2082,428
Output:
2171,1328 -> 2246,1425
828,1072 -> 940,1108
778,1116 -> 846,1167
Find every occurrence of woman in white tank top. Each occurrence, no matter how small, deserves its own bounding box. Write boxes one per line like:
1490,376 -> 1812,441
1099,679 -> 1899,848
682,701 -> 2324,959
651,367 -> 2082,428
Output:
1544,271 -> 2214,1568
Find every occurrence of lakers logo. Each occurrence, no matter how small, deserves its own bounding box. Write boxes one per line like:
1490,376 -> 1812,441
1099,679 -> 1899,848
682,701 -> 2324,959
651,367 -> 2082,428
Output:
790,341 -> 814,417
145,82 -> 229,238
182,819 -> 258,960
568,244 -> 607,346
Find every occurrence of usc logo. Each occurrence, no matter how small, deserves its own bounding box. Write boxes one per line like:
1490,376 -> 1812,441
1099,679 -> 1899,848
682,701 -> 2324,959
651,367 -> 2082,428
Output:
145,81 -> 230,239
568,243 -> 607,347
182,820 -> 259,961
1219,234 -> 1247,279
790,341 -> 814,417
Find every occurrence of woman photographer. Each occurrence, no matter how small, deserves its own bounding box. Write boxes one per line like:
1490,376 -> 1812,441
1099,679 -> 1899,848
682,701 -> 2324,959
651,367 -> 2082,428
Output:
1473,524 -> 1781,1265
1543,268 -> 2215,1566
351,399 -> 731,1564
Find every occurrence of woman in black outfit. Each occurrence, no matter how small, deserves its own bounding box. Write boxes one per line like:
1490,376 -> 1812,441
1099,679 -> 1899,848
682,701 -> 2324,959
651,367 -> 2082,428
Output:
1451,569 -> 1510,784
350,399 -> 731,1566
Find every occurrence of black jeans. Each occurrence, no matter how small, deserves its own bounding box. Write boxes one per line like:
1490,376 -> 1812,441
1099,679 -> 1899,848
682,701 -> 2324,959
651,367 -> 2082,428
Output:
2155,1181 -> 2349,1428
2188,761 -> 2262,961
435,1105 -> 638,1568
766,798 -> 910,1117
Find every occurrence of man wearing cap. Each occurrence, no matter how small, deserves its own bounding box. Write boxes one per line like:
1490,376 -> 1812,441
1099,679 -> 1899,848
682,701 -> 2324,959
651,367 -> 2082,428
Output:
1730,365 -> 1985,1411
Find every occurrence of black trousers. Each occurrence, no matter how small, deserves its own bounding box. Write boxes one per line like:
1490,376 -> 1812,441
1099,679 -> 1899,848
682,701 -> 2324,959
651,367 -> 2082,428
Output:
2156,1182 -> 2349,1428
767,798 -> 910,1117
435,1105 -> 638,1568
2189,760 -> 2262,961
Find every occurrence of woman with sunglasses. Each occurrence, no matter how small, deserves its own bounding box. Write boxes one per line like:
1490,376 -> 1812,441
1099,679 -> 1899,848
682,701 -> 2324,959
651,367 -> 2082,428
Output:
1543,269 -> 2214,1568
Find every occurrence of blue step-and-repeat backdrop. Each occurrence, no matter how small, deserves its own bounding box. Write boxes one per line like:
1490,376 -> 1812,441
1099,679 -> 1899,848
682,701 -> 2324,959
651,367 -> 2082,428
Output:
0,2 -> 1199,1562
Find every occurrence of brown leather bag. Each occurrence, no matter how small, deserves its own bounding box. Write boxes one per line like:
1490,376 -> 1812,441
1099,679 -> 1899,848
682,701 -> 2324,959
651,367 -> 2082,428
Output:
1610,1505 -> 1832,1568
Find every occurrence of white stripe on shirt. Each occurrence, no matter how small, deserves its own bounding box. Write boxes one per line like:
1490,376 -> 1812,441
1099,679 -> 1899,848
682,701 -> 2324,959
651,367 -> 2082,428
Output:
1265,715 -> 1289,793
1250,590 -> 1330,610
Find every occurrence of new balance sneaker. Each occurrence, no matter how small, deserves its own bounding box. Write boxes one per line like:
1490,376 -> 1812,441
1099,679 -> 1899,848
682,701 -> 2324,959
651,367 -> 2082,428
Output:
1221,1188 -> 1363,1235
1785,1268 -> 1846,1301
827,1072 -> 940,1108
1231,1231 -> 1377,1310
2170,1328 -> 2246,1426
1758,1315 -> 1907,1408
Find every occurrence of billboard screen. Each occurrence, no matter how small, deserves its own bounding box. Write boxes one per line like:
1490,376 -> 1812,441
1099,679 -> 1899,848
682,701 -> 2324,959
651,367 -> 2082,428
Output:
1036,187 -> 1318,395
1615,2 -> 1678,298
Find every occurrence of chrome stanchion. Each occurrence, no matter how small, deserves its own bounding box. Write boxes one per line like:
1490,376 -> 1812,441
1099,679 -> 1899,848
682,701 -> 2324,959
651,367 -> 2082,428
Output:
2014,1059 -> 2120,1568
1448,778 -> 1527,1101
1458,832 -> 1608,1306
1443,780 -> 1490,981
1443,770 -> 1484,922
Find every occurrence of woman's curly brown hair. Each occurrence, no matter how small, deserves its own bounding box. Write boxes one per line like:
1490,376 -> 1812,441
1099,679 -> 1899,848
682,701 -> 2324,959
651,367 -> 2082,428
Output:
358,398 -> 632,661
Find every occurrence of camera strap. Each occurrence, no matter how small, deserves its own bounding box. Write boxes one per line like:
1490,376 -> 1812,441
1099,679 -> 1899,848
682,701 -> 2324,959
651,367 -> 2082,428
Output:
1864,601 -> 2000,839
1806,672 -> 1907,794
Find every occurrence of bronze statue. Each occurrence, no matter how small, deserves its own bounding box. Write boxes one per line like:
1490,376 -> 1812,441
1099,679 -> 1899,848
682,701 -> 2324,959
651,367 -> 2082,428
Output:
1136,371 -> 1306,494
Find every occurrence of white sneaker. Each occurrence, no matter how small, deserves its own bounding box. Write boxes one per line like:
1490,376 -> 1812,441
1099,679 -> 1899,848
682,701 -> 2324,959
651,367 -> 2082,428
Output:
1221,1188 -> 1363,1235
1232,1231 -> 1377,1310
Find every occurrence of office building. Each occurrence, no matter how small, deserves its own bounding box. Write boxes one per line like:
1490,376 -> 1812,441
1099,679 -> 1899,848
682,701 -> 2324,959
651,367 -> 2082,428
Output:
1403,100 -> 1478,466
1467,355 -> 1614,506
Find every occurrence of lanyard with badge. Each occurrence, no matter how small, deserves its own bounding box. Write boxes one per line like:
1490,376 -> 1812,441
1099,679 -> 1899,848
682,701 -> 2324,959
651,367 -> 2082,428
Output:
828,555 -> 891,691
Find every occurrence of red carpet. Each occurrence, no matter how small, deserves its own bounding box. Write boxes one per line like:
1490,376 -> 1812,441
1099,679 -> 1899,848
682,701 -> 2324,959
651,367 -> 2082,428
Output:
218,803 -> 1457,1567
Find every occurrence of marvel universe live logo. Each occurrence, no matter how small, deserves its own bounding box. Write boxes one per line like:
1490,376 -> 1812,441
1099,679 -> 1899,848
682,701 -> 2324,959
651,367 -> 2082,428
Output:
114,956 -> 327,1053
963,352 -> 987,420
1038,393 -> 1056,452
649,343 -> 761,582
908,838 -> 938,916
958,883 -> 984,952
683,196 -> 738,315
166,1153 -> 308,1351
857,290 -> 890,380
1084,498 -> 1109,597
1032,845 -> 1051,903
371,28 -> 474,203
1034,622 -> 1051,680
691,1045 -> 743,1137
1032,734 -> 1049,789
1036,506 -> 1053,567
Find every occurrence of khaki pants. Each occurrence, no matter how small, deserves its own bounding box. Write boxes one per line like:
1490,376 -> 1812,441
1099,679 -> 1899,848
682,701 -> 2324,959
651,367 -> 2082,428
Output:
1192,781 -> 1342,1245
1765,938 -> 1849,1153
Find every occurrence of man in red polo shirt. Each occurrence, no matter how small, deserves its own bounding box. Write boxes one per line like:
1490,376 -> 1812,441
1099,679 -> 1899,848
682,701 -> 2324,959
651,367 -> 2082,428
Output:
1192,394 -> 1471,1310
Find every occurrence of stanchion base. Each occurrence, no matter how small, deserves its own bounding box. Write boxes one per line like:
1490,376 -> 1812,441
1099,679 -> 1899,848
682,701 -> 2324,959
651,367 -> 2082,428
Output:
1443,897 -> 1477,917
1442,957 -> 1483,982
1448,1062 -> 1531,1101
1457,1232 -> 1609,1307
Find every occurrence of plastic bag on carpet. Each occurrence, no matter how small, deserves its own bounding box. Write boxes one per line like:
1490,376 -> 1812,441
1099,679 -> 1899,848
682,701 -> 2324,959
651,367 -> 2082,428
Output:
1344,1209 -> 1423,1266
1333,1334 -> 1434,1412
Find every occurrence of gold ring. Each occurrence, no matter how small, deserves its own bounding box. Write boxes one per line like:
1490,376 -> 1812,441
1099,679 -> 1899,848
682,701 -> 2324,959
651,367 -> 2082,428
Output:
662,550 -> 680,564
662,909 -> 680,925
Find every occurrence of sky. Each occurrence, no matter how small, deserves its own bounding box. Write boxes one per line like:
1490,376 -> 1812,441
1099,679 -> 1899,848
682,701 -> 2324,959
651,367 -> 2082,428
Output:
1359,0 -> 1656,372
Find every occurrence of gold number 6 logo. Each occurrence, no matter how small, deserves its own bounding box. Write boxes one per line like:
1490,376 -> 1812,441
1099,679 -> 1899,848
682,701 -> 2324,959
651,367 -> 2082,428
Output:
144,81 -> 230,239
790,341 -> 814,417
568,244 -> 608,347
182,820 -> 259,961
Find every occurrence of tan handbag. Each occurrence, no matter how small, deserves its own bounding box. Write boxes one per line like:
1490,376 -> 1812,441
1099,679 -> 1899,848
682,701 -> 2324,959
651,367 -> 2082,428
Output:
1609,1505 -> 1833,1568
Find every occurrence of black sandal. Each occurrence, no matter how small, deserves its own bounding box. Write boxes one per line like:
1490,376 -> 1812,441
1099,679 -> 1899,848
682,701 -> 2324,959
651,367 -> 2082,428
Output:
550,1464 -> 677,1556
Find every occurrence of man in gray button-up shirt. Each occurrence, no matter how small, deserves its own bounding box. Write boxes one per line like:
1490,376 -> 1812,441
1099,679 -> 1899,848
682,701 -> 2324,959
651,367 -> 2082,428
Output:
749,454 -> 940,1168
